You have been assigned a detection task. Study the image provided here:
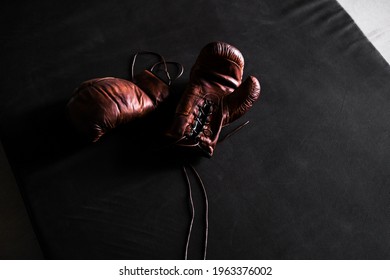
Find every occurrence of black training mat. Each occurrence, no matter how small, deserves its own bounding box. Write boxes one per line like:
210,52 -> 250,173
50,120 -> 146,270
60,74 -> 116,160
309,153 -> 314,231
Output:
1,0 -> 390,259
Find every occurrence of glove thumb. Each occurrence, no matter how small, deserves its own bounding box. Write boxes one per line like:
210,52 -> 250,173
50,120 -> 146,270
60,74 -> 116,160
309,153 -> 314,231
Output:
223,75 -> 261,125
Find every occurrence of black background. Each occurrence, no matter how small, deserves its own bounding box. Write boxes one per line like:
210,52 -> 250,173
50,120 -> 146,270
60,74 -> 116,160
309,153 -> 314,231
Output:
1,0 -> 390,259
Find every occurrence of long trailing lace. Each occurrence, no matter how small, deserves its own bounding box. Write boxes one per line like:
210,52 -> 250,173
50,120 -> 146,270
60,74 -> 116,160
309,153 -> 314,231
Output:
179,120 -> 250,260
182,164 -> 209,260
219,120 -> 250,143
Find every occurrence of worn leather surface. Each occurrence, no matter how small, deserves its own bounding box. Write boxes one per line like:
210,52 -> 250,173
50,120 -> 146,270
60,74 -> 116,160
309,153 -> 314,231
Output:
1,0 -> 390,259
167,42 -> 260,157
67,71 -> 169,142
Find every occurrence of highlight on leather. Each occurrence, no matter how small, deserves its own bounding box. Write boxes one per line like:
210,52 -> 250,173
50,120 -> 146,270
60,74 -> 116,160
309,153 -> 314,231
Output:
166,41 -> 261,157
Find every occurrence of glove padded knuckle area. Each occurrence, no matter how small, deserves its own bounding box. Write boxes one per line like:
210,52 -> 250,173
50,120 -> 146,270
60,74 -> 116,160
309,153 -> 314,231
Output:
67,77 -> 155,141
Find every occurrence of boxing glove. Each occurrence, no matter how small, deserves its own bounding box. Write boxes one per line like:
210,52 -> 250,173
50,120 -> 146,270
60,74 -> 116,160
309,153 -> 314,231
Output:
166,42 -> 261,157
67,53 -> 182,142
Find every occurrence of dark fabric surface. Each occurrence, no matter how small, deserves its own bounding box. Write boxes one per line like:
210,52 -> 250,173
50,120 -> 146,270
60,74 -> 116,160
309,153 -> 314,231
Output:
0,143 -> 43,259
1,0 -> 390,259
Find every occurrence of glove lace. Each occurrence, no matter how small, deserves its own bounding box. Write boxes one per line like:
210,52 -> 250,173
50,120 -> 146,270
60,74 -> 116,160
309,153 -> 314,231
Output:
188,101 -> 214,139
218,120 -> 250,143
130,51 -> 184,85
182,164 -> 209,260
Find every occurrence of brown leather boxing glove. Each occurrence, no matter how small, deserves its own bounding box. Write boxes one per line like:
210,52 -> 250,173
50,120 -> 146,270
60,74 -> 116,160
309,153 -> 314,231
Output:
166,42 -> 261,157
67,53 -> 182,142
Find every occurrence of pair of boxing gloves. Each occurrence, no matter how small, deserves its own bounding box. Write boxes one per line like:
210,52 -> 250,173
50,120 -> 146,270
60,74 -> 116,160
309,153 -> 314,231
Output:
67,42 -> 261,157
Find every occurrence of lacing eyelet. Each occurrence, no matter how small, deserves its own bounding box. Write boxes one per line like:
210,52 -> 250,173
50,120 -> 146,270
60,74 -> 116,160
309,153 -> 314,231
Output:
187,101 -> 214,140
